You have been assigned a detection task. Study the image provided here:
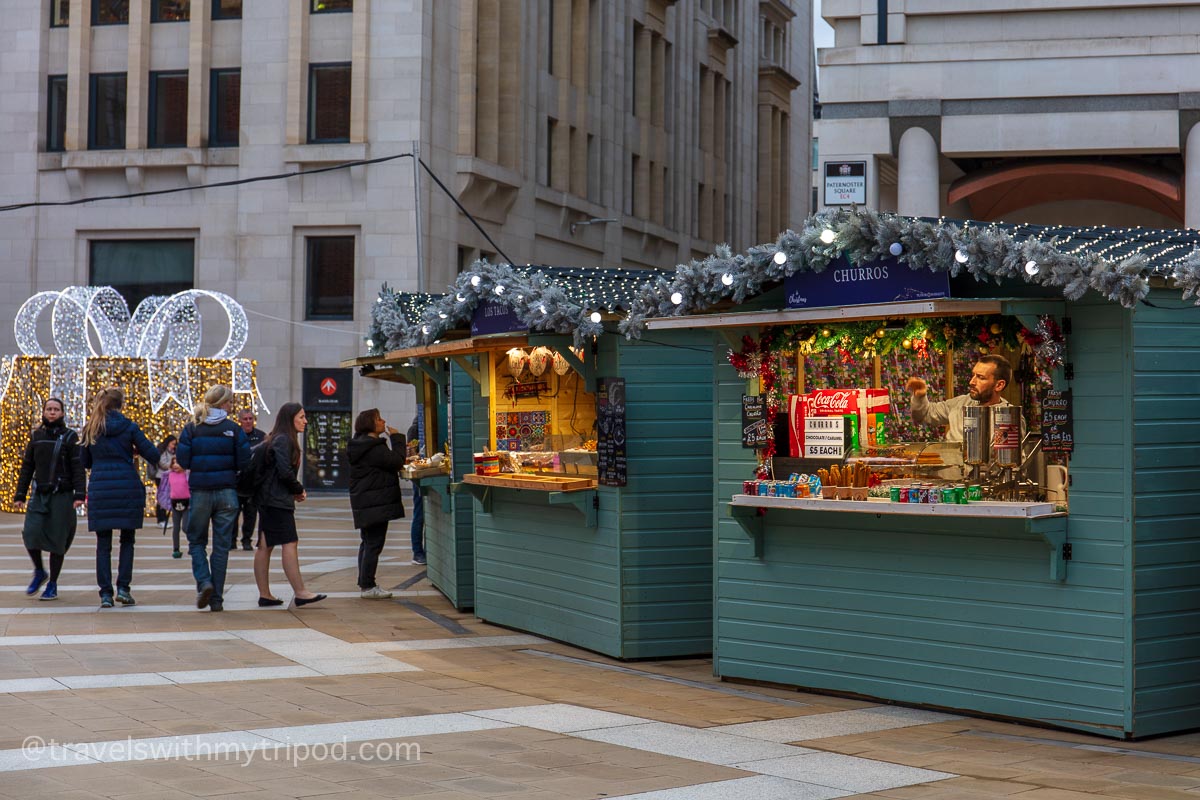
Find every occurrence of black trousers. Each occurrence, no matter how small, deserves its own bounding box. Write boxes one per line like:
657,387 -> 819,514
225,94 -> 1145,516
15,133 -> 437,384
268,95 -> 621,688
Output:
358,522 -> 389,589
237,494 -> 259,545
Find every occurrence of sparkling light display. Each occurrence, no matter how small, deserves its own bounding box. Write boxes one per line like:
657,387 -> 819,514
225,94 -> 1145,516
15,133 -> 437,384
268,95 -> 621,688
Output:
2,286 -> 264,514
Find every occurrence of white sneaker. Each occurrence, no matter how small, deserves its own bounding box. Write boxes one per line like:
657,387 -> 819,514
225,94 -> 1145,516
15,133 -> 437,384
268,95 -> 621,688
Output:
360,586 -> 393,600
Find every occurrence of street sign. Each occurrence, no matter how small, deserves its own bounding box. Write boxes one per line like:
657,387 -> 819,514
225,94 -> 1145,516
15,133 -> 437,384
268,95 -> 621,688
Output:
824,161 -> 867,206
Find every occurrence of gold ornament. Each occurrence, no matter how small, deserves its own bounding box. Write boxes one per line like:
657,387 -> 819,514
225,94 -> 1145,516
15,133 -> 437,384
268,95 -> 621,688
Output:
821,329 -> 832,338
875,328 -> 885,338
978,345 -> 989,354
902,339 -> 912,350
989,323 -> 1002,335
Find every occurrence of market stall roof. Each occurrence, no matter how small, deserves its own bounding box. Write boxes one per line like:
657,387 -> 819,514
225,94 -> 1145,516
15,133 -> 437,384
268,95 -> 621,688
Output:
643,299 -> 1007,330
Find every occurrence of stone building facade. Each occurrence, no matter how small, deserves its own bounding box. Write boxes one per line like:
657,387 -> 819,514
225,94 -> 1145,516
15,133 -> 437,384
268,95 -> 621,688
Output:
815,0 -> 1200,229
0,0 -> 810,429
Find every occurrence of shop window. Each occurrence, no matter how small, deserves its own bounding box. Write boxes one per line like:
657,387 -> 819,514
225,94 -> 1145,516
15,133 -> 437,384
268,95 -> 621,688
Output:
89,73 -> 127,151
148,71 -> 188,148
213,0 -> 242,19
312,0 -> 352,12
305,236 -> 355,320
50,0 -> 69,27
307,63 -> 351,143
92,0 -> 129,25
47,75 -> 67,153
152,0 -> 189,22
90,240 -> 195,311
210,69 -> 240,147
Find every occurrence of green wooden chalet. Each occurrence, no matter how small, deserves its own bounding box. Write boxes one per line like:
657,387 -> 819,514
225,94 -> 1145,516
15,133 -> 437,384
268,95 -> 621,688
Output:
625,209 -> 1200,739
360,265 -> 716,659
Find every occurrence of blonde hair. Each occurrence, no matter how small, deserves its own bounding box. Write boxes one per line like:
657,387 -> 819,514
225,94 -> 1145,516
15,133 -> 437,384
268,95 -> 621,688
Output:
192,385 -> 236,424
82,387 -> 124,445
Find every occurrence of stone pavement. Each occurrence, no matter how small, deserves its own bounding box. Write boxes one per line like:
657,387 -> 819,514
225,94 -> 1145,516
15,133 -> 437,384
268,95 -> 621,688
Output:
1,496 -> 1199,799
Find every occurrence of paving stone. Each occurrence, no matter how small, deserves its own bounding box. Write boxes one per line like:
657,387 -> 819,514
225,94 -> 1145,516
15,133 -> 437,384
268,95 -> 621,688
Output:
735,752 -> 956,793
576,722 -> 808,765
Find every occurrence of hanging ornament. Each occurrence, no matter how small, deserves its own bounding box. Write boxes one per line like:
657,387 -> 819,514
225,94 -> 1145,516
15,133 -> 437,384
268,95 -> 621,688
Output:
527,346 -> 552,377
506,348 -> 529,377
1033,315 -> 1066,368
902,339 -> 912,350
552,349 -> 572,376
990,323 -> 1002,335
875,328 -> 885,338
821,328 -> 832,337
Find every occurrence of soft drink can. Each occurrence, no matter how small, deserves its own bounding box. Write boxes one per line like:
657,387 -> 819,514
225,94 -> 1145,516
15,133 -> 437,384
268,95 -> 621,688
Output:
941,488 -> 956,504
968,485 -> 983,501
927,486 -> 940,504
899,487 -> 910,503
889,486 -> 901,503
743,480 -> 756,495
955,486 -> 967,504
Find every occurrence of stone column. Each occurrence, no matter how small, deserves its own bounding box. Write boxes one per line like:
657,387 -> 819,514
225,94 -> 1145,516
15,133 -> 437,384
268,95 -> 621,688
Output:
897,126 -> 939,217
1187,124 -> 1200,229
187,0 -> 212,149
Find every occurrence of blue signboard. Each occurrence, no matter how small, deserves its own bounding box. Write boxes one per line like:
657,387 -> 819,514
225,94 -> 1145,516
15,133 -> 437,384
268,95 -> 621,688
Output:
470,300 -> 527,336
785,255 -> 950,309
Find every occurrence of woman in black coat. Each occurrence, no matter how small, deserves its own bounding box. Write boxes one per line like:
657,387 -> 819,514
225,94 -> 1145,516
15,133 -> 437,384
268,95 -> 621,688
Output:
347,409 -> 406,599
13,398 -> 87,601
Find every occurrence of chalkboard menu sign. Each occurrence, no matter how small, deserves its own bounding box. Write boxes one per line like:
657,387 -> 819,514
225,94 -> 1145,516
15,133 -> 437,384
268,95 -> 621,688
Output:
741,394 -> 769,448
1041,389 -> 1074,453
596,377 -> 627,487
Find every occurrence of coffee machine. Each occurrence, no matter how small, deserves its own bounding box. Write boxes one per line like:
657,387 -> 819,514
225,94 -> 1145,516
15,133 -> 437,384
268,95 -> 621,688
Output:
962,406 -> 1040,500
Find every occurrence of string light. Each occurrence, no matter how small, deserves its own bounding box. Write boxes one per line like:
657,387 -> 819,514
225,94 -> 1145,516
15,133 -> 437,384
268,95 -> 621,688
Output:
773,251 -> 788,265
889,243 -> 903,256
671,292 -> 683,304
721,273 -> 733,286
955,249 -> 969,263
590,311 -> 602,323
1025,260 -> 1040,276
470,276 -> 481,287
819,229 -> 836,244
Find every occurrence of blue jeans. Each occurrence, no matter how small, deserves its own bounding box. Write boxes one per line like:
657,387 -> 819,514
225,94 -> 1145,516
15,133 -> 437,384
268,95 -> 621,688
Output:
186,488 -> 239,602
410,483 -> 425,559
96,529 -> 135,596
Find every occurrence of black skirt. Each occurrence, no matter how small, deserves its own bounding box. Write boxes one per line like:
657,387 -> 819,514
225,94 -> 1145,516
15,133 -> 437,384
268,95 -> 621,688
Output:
259,505 -> 299,547
22,491 -> 77,555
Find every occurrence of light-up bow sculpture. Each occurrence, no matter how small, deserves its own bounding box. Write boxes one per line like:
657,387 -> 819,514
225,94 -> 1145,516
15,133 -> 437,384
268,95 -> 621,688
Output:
8,286 -> 260,424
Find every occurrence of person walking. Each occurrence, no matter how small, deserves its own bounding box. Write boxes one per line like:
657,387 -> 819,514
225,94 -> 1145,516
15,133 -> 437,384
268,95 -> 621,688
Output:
13,398 -> 87,601
151,435 -> 176,527
235,409 -> 266,551
166,459 -> 190,559
406,415 -> 427,566
254,402 -> 326,608
80,388 -> 160,608
177,385 -> 250,613
347,409 -> 406,600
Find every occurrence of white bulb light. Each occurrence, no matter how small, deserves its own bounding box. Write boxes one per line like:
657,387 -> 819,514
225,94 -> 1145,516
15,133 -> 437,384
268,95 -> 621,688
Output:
671,292 -> 683,305
955,249 -> 969,264
421,325 -> 430,334
590,311 -> 602,323
470,276 -> 481,287
375,297 -> 382,304
721,273 -> 734,286
455,293 -> 465,302
366,339 -> 374,348
1025,260 -> 1039,276
819,229 -> 836,244
773,251 -> 788,265
438,313 -> 447,319
538,305 -> 547,315
889,242 -> 903,257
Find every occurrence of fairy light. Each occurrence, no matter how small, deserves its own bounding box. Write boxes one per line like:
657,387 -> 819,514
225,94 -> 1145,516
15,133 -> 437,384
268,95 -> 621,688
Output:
721,273 -> 734,286
889,243 -> 903,256
1025,260 -> 1040,276
773,251 -> 788,265
819,229 -> 836,244
955,250 -> 969,263
590,311 -> 602,323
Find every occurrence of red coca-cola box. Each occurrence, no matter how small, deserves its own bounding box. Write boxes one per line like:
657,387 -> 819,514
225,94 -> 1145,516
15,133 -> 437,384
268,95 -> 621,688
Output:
788,389 -> 891,457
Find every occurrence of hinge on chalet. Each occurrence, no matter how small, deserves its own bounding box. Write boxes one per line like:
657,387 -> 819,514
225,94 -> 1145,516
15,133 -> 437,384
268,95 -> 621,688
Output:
1062,543 -> 1073,561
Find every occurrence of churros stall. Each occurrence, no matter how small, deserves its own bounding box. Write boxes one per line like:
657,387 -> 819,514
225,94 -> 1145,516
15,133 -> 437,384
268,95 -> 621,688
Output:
366,266 -> 716,659
628,209 -> 1200,738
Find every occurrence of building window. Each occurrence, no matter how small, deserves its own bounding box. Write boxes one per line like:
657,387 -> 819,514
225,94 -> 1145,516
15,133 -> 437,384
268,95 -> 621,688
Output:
213,0 -> 242,19
89,73 -> 127,151
90,240 -> 195,311
812,137 -> 819,171
148,71 -> 188,148
92,0 -> 129,25
47,76 -> 67,153
306,237 -> 355,320
307,63 -> 351,143
152,0 -> 189,22
51,0 -> 69,27
210,69 -> 240,147
312,0 -> 352,12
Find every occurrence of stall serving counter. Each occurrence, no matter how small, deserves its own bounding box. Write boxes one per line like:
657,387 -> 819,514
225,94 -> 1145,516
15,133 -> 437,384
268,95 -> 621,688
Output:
366,267 -> 716,659
635,212 -> 1200,739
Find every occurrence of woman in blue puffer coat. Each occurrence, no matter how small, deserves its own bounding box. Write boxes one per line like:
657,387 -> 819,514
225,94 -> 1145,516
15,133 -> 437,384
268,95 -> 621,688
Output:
81,387 -> 160,609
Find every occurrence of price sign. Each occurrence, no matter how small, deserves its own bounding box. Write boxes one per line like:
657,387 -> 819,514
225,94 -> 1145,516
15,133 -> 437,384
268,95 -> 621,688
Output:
596,377 -> 627,487
1041,389 -> 1074,453
741,394 -> 769,448
803,416 -> 844,459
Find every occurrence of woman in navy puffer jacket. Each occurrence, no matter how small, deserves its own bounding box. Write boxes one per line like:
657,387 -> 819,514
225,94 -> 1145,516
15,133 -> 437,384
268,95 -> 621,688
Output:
81,387 -> 160,608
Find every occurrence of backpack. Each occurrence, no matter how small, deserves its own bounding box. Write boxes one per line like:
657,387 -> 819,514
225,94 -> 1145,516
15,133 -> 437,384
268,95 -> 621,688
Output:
236,441 -> 271,497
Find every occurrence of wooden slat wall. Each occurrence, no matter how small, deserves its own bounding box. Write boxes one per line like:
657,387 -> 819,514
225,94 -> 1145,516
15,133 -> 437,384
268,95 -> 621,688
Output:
614,330 -> 714,658
713,301 -> 1134,736
1132,289 -> 1200,737
472,332 -> 715,659
425,362 -> 478,610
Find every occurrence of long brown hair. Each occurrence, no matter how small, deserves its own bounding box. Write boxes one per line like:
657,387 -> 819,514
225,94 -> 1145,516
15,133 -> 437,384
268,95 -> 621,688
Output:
267,402 -> 304,467
82,387 -> 124,445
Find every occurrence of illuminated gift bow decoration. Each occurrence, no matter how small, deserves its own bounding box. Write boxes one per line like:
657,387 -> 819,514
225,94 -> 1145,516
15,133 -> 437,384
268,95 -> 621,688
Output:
9,286 -> 260,423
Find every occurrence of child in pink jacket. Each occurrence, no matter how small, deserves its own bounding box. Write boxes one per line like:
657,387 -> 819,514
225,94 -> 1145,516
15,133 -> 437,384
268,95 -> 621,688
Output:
167,462 -> 190,559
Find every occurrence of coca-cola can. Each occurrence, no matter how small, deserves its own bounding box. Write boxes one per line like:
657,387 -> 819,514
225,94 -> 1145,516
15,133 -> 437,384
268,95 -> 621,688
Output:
743,480 -> 756,495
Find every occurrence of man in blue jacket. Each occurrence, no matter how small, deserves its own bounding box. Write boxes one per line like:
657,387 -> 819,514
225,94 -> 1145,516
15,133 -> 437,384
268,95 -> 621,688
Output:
177,386 -> 251,612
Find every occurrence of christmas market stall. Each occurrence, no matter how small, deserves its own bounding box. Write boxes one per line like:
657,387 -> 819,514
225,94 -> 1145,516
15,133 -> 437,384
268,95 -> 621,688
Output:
365,265 -> 715,659
625,209 -> 1200,738
1,286 -> 266,514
